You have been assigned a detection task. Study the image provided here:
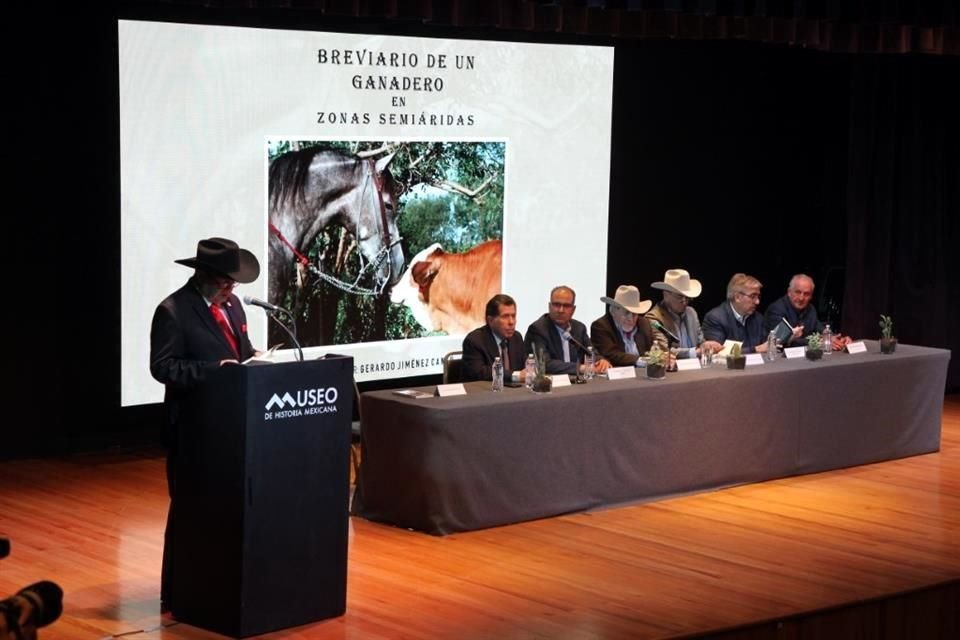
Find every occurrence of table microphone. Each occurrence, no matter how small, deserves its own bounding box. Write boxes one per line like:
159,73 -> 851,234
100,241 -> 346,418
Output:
562,330 -> 590,353
649,319 -> 680,343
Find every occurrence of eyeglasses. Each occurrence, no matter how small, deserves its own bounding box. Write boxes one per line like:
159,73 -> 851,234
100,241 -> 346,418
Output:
213,277 -> 239,289
550,301 -> 575,310
736,291 -> 761,301
667,291 -> 689,302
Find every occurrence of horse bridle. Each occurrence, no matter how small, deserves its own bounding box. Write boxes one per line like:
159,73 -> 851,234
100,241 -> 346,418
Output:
268,158 -> 401,296
366,157 -> 395,255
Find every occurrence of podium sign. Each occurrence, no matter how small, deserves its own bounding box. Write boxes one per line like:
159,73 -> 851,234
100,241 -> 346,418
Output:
170,357 -> 353,637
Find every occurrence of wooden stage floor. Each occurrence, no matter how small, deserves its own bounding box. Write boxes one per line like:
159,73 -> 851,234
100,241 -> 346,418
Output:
2,396 -> 958,639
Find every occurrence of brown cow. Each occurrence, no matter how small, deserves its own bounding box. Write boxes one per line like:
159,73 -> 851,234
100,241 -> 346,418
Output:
390,240 -> 502,335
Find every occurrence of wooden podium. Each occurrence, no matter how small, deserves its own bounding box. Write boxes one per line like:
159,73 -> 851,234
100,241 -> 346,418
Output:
169,356 -> 352,637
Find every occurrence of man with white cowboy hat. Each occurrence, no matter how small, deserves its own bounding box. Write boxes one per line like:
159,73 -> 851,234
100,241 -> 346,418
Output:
590,285 -> 656,367
646,269 -> 723,359
149,236 -> 262,614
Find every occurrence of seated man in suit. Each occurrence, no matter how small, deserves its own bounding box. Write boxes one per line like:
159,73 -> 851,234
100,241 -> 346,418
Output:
702,273 -> 769,353
590,285 -> 656,367
645,268 -> 723,359
462,294 -> 528,383
525,285 -> 611,376
764,273 -> 852,350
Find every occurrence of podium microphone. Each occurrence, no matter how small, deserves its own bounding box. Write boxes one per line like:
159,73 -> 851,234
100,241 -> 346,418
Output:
242,295 -> 290,316
242,296 -> 303,361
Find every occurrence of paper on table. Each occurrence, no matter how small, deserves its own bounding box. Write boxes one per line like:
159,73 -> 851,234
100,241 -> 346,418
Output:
243,343 -> 283,365
393,389 -> 434,399
715,340 -> 743,358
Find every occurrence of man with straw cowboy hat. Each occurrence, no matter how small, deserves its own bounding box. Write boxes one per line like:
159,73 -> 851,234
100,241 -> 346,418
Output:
645,269 -> 723,359
590,285 -> 656,367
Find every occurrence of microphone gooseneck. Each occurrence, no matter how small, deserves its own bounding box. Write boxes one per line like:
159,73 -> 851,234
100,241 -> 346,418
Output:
562,330 -> 589,354
266,314 -> 304,362
243,296 -> 303,361
650,319 -> 680,343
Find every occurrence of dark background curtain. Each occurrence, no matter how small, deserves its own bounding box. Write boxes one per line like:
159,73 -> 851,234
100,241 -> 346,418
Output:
607,40 -> 849,329
842,54 -> 960,391
6,2 -> 958,459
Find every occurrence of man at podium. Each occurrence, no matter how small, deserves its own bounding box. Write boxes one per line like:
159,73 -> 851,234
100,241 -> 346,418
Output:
149,236 -> 261,612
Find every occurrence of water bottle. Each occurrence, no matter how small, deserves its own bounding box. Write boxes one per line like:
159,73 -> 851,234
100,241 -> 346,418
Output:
584,346 -> 596,381
524,353 -> 536,389
491,356 -> 504,392
822,324 -> 833,355
766,330 -> 778,362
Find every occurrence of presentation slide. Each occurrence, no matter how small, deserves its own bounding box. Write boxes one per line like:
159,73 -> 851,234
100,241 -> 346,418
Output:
120,19 -> 614,406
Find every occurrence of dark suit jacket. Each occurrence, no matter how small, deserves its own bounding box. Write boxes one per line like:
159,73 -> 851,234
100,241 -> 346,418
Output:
589,312 -> 654,367
702,302 -> 767,353
524,314 -> 591,375
150,279 -> 257,428
461,326 -> 526,382
149,277 -> 257,607
764,295 -> 823,346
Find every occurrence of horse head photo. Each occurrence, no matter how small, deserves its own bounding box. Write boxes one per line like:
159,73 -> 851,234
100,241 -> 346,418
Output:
267,145 -> 405,345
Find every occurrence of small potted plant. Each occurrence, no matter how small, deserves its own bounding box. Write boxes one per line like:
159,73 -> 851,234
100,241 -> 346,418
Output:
726,342 -> 746,370
805,331 -> 824,361
879,314 -> 897,354
644,344 -> 667,379
531,344 -> 553,393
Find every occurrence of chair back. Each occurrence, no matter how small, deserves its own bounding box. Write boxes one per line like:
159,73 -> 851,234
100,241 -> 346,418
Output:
351,378 -> 362,435
442,350 -> 464,384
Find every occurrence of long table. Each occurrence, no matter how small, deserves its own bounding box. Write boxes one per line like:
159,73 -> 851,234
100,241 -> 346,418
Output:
351,343 -> 951,535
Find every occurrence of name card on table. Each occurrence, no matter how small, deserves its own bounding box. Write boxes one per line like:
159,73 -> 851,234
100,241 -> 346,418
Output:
745,353 -> 765,366
435,383 -> 467,397
846,341 -> 868,354
606,366 -> 637,381
784,346 -> 806,359
551,374 -> 571,388
675,358 -> 701,371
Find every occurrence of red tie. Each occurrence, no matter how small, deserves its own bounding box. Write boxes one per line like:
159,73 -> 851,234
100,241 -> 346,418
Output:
210,303 -> 239,357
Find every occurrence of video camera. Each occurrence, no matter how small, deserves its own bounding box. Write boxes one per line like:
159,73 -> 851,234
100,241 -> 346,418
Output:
0,538 -> 63,640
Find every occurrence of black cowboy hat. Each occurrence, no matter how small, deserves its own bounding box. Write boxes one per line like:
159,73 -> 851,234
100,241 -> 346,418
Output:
175,237 -> 260,283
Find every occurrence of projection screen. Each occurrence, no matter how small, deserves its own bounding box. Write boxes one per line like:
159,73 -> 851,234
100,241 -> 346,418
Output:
120,19 -> 614,406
